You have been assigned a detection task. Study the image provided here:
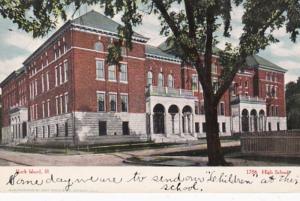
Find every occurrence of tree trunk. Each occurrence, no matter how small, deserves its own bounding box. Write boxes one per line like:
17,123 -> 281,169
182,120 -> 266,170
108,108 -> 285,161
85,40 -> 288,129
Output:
204,96 -> 231,166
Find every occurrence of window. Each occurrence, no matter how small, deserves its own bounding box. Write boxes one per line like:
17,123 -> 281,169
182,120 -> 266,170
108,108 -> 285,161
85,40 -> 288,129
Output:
147,71 -> 153,86
35,104 -> 38,119
48,125 -> 50,138
96,60 -> 105,80
108,65 -> 116,81
122,122 -> 129,135
56,124 -> 59,137
244,81 -> 248,88
94,42 -> 104,52
222,122 -> 226,133
158,73 -> 164,87
195,101 -> 199,115
29,83 -> 32,100
211,63 -> 217,74
271,86 -> 275,97
99,121 -> 107,136
168,74 -> 174,88
47,100 -> 50,117
109,94 -> 117,112
55,67 -> 58,86
35,79 -> 38,96
97,93 -> 105,112
41,74 -> 44,92
200,101 -> 205,114
64,60 -> 68,82
119,63 -> 128,82
46,72 -> 49,91
277,122 -> 280,131
195,123 -> 200,133
268,122 -> 272,131
42,101 -> 45,118
59,65 -> 63,84
219,102 -> 225,116
202,123 -> 207,133
60,95 -> 63,114
212,80 -> 218,93
64,93 -> 68,113
42,126 -> 45,138
121,94 -> 128,112
56,96 -> 59,115
121,47 -> 127,56
65,122 -> 68,137
192,75 -> 198,91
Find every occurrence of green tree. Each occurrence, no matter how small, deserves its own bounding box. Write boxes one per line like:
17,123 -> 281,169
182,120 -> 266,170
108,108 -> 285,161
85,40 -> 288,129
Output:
1,0 -> 300,165
286,78 -> 300,130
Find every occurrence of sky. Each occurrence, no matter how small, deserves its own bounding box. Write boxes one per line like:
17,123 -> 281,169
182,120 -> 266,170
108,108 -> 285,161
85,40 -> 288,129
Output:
0,4 -> 299,85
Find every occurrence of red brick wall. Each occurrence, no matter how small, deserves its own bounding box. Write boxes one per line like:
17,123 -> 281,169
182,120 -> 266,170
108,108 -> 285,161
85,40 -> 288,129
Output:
72,31 -> 146,113
256,69 -> 286,117
145,59 -> 181,88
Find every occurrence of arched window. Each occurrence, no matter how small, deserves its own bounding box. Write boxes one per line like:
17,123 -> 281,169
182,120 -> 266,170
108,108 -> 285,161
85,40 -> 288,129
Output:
147,71 -> 153,86
94,42 -> 104,52
121,47 -> 127,56
158,73 -> 164,87
168,74 -> 174,88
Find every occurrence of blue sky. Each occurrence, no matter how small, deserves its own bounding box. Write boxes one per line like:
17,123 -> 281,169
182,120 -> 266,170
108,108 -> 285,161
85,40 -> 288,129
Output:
0,4 -> 299,84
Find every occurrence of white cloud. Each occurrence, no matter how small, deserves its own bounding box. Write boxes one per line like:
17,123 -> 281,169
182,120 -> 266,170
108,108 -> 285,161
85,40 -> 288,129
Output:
231,6 -> 244,24
269,42 -> 300,57
3,31 -> 45,53
0,56 -> 26,82
277,60 -> 300,70
285,73 -> 299,83
273,27 -> 287,38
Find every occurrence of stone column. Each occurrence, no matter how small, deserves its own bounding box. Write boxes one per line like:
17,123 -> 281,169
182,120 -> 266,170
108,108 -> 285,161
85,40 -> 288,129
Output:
249,116 -> 252,132
179,113 -> 183,136
192,114 -> 197,137
150,113 -> 154,135
171,114 -> 175,134
164,113 -> 168,137
183,115 -> 187,134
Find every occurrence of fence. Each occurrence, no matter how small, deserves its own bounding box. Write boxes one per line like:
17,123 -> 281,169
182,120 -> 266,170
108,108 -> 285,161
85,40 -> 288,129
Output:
240,130 -> 300,156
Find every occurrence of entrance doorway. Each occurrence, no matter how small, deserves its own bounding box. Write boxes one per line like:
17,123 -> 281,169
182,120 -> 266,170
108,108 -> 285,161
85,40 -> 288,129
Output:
153,104 -> 165,134
242,109 -> 249,132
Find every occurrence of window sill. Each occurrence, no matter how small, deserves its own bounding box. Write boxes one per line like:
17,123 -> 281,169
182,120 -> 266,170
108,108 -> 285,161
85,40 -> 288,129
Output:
108,79 -> 117,82
96,78 -> 105,81
119,81 -> 128,84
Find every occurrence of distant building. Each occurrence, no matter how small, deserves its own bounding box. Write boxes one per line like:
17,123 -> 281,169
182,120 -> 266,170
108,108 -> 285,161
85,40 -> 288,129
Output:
0,11 -> 287,145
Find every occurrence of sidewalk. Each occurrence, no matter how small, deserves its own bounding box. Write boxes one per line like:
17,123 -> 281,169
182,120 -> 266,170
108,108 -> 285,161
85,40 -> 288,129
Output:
0,141 -> 240,166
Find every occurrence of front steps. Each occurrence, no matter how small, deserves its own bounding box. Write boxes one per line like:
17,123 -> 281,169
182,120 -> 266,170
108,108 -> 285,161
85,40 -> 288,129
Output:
150,133 -> 198,143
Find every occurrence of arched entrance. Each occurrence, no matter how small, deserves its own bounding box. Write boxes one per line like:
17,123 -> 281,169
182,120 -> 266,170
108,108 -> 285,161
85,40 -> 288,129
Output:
259,110 -> 265,131
153,104 -> 165,134
242,109 -> 249,132
182,106 -> 192,134
168,105 -> 179,134
250,109 -> 258,132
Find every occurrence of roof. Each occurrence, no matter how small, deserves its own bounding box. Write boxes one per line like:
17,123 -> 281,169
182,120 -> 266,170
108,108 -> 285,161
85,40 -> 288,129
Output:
0,66 -> 25,87
158,40 -> 221,55
246,55 -> 287,73
24,10 -> 148,65
145,45 -> 181,63
71,10 -> 148,41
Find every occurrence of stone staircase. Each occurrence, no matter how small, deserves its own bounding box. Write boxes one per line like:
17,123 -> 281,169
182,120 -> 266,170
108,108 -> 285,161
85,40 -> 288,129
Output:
151,133 -> 198,143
